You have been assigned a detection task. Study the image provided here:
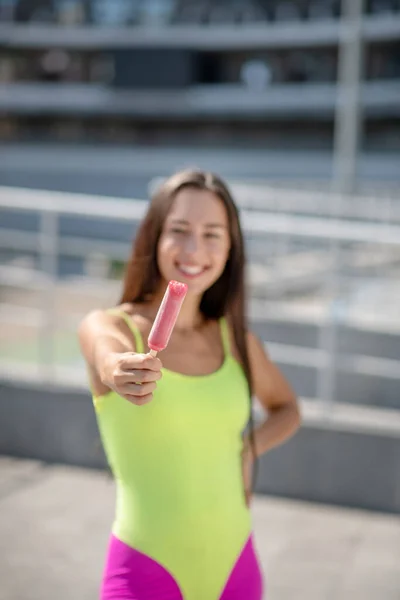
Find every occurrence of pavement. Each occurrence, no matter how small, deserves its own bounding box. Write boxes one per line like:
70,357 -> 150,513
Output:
0,456 -> 399,600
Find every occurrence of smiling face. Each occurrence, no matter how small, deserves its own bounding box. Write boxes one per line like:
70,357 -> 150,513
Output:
157,186 -> 231,297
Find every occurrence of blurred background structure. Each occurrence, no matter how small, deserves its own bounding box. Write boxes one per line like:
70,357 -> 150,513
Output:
0,0 -> 399,158
0,1 -> 400,598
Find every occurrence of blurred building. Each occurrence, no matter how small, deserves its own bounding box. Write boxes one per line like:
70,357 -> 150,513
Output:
0,0 -> 399,150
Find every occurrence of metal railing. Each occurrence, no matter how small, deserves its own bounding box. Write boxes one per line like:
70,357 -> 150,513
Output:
1,185 -> 400,433
150,177 -> 400,223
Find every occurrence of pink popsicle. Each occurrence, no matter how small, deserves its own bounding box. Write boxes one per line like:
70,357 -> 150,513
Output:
148,280 -> 188,355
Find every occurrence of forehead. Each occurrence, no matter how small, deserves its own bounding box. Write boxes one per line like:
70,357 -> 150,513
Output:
166,187 -> 228,225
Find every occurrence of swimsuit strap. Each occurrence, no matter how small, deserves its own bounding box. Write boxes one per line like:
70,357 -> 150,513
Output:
108,309 -> 230,358
219,317 -> 232,357
107,308 -> 145,354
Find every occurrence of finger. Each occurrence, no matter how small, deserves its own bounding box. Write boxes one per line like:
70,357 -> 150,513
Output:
124,381 -> 157,397
125,393 -> 153,406
120,368 -> 162,384
122,353 -> 163,372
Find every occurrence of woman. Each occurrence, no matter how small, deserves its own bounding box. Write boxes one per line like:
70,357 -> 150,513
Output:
79,169 -> 300,600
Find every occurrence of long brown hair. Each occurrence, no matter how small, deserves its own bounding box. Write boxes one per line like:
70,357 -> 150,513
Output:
120,169 -> 257,482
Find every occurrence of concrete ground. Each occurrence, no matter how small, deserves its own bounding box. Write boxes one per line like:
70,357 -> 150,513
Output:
0,456 -> 399,600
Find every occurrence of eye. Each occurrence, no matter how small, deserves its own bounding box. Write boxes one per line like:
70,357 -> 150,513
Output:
170,228 -> 187,234
205,232 -> 221,239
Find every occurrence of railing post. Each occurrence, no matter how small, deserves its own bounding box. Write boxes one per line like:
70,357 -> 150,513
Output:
318,0 -> 365,420
38,209 -> 58,381
333,0 -> 365,196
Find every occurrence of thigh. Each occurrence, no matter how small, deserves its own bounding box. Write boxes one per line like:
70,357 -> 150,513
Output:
219,535 -> 264,600
100,535 -> 184,600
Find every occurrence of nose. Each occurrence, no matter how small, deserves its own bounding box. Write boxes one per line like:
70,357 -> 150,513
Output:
183,231 -> 202,256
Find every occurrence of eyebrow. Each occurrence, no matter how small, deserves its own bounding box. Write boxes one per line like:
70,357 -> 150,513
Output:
170,219 -> 226,229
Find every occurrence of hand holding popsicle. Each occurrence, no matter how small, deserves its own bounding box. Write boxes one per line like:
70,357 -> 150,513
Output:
99,281 -> 187,405
148,280 -> 188,356
100,351 -> 162,406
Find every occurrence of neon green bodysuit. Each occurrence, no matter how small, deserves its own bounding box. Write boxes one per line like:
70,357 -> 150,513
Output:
93,313 -> 253,600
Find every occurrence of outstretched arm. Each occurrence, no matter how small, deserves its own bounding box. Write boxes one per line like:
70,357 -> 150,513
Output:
78,309 -> 162,404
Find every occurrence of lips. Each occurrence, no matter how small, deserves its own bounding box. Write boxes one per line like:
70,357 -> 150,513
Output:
175,263 -> 209,279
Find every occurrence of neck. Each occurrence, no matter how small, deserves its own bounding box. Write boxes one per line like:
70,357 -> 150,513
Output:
175,291 -> 204,331
151,285 -> 204,331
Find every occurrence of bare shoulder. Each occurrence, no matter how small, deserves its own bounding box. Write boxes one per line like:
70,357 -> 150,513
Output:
78,307 -> 120,333
246,328 -> 282,378
79,305 -> 129,334
246,329 -> 269,360
222,318 -> 266,359
118,303 -> 152,336
246,328 -> 297,409
78,304 -> 139,359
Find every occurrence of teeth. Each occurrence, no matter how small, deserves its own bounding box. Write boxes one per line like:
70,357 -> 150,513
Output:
179,264 -> 203,275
